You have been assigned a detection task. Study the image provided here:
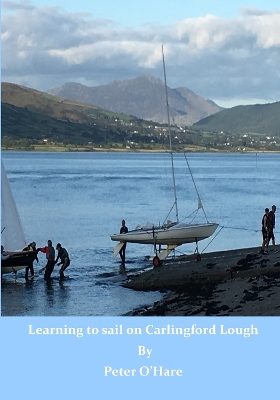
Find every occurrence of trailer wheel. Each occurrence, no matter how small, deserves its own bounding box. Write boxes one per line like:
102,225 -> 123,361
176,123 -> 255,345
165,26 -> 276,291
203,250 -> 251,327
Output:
153,256 -> 161,268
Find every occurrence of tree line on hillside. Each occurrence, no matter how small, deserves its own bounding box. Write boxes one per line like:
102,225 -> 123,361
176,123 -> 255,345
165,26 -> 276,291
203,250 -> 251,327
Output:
2,101 -> 280,152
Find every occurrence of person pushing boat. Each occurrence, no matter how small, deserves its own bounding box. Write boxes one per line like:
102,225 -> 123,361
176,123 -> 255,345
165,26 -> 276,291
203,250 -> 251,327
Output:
55,243 -> 70,279
22,241 -> 38,280
37,240 -> 55,280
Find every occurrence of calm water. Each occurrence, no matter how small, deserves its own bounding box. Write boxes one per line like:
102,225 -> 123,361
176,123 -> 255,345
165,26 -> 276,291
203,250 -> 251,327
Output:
1,151 -> 279,316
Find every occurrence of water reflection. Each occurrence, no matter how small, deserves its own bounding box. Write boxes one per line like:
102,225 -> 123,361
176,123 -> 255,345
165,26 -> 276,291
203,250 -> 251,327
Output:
45,279 -> 54,308
1,278 -> 33,316
119,264 -> 126,275
58,280 -> 70,304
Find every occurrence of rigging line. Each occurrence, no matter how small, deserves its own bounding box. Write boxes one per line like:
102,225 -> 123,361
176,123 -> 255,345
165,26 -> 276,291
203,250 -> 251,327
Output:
218,225 -> 280,234
179,208 -> 200,224
170,248 -> 193,257
162,45 -> 179,223
201,226 -> 224,254
201,224 -> 280,254
163,202 -> 176,225
183,152 -> 209,223
189,209 -> 199,224
222,225 -> 260,233
164,205 -> 200,225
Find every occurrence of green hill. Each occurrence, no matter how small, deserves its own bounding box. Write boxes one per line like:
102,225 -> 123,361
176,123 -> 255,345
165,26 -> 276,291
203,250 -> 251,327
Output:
1,82 -> 169,150
1,82 -> 134,125
1,102 -> 113,144
193,102 -> 280,134
1,82 -> 280,152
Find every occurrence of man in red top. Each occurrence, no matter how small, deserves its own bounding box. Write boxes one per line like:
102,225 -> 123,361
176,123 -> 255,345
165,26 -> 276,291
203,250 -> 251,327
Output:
267,205 -> 278,253
37,239 -> 56,280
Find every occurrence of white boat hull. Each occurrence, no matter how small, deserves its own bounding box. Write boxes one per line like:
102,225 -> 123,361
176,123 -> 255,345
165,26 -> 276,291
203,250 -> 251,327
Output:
1,265 -> 27,274
1,251 -> 38,274
111,223 -> 218,246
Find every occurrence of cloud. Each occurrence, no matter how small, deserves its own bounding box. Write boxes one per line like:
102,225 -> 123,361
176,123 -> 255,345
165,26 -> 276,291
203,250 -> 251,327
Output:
2,0 -> 35,11
240,7 -> 278,16
2,3 -> 280,105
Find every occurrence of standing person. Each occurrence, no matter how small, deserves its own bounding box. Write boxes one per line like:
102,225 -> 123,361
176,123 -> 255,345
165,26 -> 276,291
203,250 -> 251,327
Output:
119,219 -> 128,264
55,243 -> 70,279
260,208 -> 269,254
37,240 -> 56,280
23,241 -> 38,280
267,205 -> 278,253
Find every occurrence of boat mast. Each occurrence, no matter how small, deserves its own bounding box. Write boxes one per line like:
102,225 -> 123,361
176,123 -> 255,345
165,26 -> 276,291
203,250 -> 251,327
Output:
162,45 -> 179,223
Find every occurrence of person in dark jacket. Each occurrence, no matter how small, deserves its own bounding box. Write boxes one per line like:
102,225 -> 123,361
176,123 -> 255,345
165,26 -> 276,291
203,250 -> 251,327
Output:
119,219 -> 128,264
55,243 -> 70,279
267,205 -> 278,253
260,208 -> 269,254
23,241 -> 38,279
37,240 -> 55,280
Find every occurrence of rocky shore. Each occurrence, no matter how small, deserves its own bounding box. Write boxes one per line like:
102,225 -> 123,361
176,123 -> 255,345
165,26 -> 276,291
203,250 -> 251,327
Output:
124,245 -> 280,316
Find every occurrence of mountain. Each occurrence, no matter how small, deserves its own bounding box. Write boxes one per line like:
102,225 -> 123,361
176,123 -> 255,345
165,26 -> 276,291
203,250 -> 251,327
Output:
1,82 -> 104,125
47,75 -> 223,126
1,82 -> 148,144
3,82 -> 279,152
193,102 -> 280,134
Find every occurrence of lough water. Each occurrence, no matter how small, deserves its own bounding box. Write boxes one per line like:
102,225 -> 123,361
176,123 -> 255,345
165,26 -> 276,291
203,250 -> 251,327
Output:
1,151 -> 279,316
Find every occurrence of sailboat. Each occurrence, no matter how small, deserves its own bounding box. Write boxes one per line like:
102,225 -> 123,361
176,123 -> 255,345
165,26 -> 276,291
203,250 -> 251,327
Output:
1,160 -> 37,274
111,46 -> 218,266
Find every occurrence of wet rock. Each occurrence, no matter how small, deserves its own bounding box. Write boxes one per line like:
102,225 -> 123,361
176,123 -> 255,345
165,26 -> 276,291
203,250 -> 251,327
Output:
220,304 -> 230,311
243,291 -> 258,301
206,263 -> 216,269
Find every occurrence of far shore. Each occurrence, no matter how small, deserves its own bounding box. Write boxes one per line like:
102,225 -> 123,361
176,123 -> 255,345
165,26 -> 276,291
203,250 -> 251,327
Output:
124,244 -> 280,316
1,146 -> 280,154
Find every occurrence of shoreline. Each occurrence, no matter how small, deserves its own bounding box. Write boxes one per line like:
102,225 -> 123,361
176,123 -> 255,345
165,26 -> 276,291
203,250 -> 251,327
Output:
2,147 -> 280,154
124,245 -> 280,316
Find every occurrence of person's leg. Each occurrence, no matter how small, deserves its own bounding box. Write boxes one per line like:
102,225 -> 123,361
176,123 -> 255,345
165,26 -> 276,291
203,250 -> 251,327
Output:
267,230 -> 272,250
25,267 -> 29,280
272,236 -> 278,252
29,263 -> 34,278
261,228 -> 267,251
122,244 -> 126,263
49,261 -> 55,278
60,259 -> 70,278
44,263 -> 50,280
269,231 -> 277,251
44,261 -> 53,280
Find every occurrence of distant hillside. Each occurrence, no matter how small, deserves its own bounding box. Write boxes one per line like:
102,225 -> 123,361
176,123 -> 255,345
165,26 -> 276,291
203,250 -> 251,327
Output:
2,82 -> 280,152
1,82 -> 114,125
1,82 -> 152,144
1,101 -> 119,144
1,82 -> 179,149
47,75 -> 223,126
193,102 -> 280,134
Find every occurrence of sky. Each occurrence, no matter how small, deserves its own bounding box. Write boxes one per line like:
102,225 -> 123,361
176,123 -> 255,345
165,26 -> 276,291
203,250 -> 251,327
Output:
2,0 -> 280,107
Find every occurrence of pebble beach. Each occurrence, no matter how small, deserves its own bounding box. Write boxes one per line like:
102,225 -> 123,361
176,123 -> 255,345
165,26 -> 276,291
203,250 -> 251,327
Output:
124,245 -> 280,316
